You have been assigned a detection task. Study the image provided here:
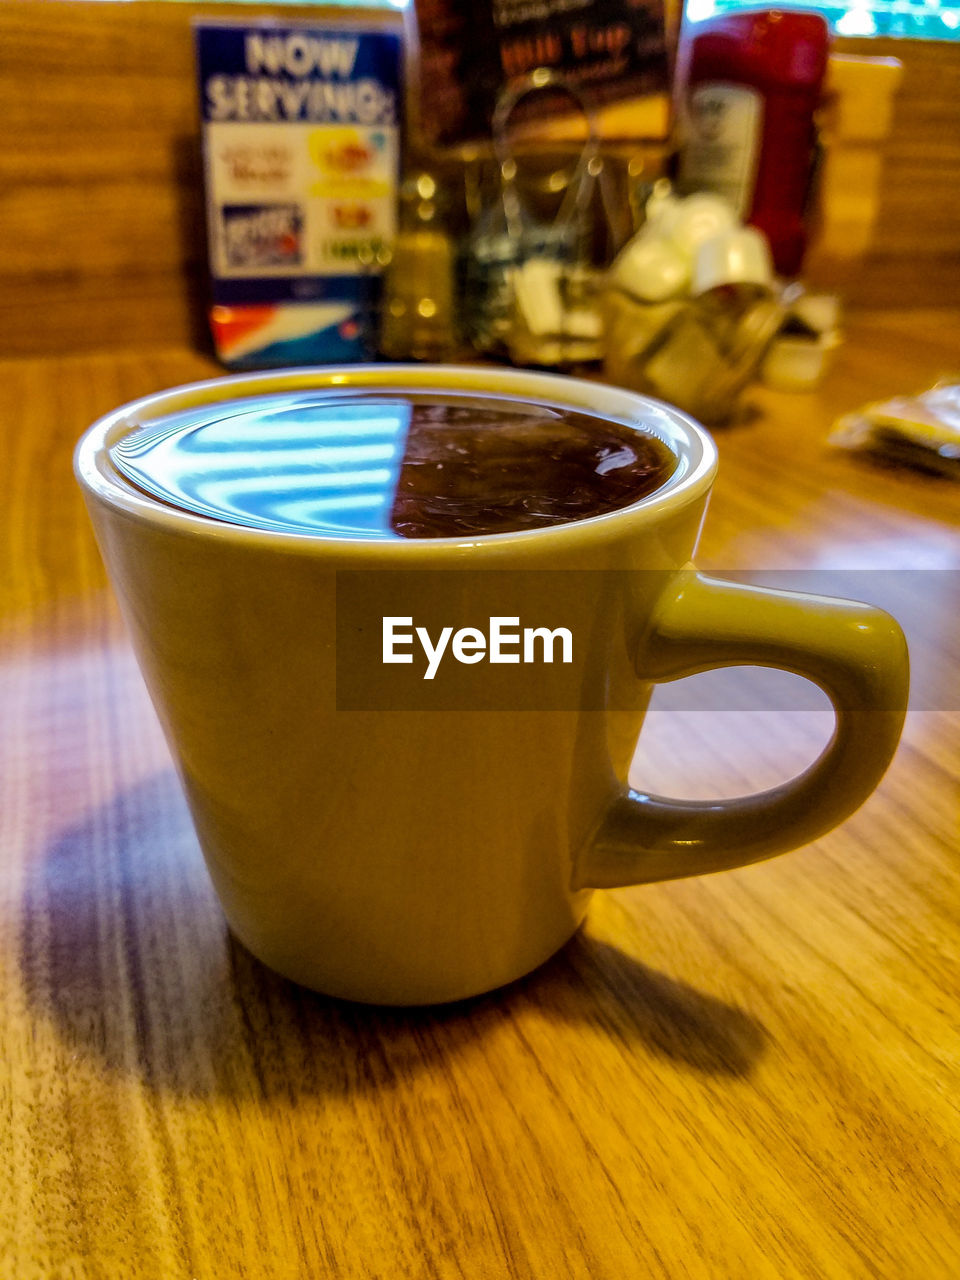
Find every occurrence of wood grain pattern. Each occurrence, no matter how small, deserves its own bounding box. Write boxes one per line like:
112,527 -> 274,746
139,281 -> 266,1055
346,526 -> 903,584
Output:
809,37 -> 960,307
837,38 -> 960,257
1,323 -> 959,1278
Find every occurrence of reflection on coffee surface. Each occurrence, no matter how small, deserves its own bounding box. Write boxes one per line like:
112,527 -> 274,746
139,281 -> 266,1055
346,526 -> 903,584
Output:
110,391 -> 677,539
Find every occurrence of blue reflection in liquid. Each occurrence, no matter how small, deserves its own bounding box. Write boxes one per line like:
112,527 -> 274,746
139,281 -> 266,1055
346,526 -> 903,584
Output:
110,395 -> 413,538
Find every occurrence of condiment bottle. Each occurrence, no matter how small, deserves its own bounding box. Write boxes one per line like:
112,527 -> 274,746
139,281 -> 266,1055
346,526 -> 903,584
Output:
676,10 -> 829,277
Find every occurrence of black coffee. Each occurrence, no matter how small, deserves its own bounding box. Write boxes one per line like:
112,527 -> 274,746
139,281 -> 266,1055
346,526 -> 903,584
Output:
389,399 -> 675,537
111,391 -> 677,539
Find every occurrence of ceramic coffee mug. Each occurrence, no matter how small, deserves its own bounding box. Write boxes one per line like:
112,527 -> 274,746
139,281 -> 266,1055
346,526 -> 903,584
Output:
75,366 -> 908,1004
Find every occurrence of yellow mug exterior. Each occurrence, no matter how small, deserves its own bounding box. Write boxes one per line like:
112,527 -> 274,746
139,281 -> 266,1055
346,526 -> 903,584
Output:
75,366 -> 909,1004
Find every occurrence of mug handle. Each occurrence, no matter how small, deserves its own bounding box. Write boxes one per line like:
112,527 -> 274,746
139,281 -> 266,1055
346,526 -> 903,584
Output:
573,572 -> 909,889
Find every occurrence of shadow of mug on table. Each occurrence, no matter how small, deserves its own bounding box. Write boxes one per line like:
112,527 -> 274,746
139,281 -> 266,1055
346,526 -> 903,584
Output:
22,771 -> 768,1099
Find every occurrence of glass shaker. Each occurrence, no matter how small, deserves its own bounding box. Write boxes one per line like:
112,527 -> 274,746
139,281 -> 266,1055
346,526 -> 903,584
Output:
379,172 -> 458,361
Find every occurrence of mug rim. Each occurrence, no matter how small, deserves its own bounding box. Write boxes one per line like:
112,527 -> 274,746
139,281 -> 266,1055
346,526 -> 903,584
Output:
75,364 -> 718,557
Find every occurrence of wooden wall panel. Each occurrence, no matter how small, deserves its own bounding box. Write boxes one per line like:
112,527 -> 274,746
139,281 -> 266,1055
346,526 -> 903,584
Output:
0,4 -> 956,358
811,36 -> 960,306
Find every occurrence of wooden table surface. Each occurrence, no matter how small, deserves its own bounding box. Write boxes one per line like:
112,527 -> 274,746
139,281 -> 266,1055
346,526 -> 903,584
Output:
2,312 -> 958,1279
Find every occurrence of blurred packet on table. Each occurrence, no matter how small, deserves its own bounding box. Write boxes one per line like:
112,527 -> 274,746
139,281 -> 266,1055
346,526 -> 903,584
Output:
194,19 -> 402,368
831,381 -> 960,478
